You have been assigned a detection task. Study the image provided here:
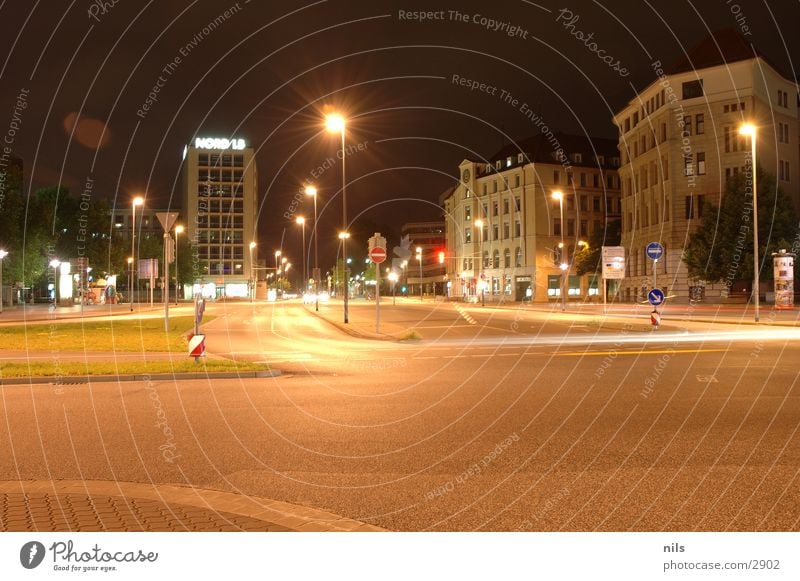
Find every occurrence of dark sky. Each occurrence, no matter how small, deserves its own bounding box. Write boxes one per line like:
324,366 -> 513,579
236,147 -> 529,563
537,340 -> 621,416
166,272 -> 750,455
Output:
1,0 -> 798,265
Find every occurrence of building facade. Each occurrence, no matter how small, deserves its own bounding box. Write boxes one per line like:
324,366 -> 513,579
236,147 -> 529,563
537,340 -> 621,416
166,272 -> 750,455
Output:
443,133 -> 621,303
180,137 -> 258,298
401,220 -> 447,296
615,30 -> 800,302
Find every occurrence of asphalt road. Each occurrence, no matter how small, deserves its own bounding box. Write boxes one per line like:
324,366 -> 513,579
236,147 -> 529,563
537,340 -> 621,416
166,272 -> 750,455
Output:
1,301 -> 798,531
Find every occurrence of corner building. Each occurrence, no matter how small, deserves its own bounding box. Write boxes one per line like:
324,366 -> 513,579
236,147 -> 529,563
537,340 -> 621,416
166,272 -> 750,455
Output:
443,133 -> 621,303
615,30 -> 800,302
181,137 -> 258,298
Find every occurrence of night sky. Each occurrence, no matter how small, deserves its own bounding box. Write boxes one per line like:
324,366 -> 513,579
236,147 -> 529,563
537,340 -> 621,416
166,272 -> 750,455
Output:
1,0 -> 798,266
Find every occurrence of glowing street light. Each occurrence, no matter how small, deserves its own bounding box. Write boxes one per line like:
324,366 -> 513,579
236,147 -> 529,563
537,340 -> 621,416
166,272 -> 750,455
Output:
305,185 -> 320,311
130,196 -> 144,311
296,216 -> 306,294
739,122 -> 760,322
326,111 -> 349,323
552,190 -> 566,312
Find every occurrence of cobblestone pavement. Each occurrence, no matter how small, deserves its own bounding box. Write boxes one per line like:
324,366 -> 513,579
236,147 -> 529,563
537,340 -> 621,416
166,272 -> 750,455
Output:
0,481 -> 384,532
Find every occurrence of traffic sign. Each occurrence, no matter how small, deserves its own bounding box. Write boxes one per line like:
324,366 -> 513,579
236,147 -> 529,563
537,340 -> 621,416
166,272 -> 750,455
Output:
601,246 -> 625,279
648,288 -> 665,306
369,247 -> 387,264
646,242 -> 664,261
188,334 -> 205,357
650,310 -> 661,327
156,212 -> 179,232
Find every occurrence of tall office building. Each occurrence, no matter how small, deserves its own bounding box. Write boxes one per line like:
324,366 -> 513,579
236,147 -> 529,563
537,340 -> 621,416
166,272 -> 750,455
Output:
181,137 -> 258,298
615,29 -> 799,301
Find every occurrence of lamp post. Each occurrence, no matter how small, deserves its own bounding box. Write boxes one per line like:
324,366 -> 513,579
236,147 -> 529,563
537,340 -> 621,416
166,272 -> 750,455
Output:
0,249 -> 7,314
249,241 -> 256,302
474,219 -> 485,306
740,123 -> 760,322
274,251 -> 281,291
130,196 -> 144,311
326,112 -> 348,323
49,259 -> 61,305
305,185 -> 320,311
174,224 -> 184,305
296,216 -> 306,294
416,246 -> 423,301
552,190 -> 566,312
284,263 -> 291,291
388,271 -> 398,305
280,257 -> 287,295
338,231 -> 350,300
127,257 -> 133,305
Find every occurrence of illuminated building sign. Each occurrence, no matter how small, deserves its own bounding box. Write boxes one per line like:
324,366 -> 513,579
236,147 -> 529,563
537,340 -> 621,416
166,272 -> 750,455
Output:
194,137 -> 246,150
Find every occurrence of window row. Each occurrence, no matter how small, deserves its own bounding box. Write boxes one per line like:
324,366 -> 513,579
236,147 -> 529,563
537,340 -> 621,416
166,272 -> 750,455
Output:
197,200 -> 244,214
627,247 -> 668,277
462,247 -> 524,270
197,154 -> 245,167
196,230 -> 244,244
200,261 -> 245,275
197,184 -> 244,198
196,246 -> 246,260
463,221 -> 522,242
553,170 -> 617,189
196,215 -> 244,228
198,169 -> 245,182
623,198 -> 671,232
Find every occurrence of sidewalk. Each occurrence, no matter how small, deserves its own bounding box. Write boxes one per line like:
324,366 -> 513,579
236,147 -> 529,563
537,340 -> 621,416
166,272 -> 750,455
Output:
0,303 -> 181,325
0,480 -> 383,532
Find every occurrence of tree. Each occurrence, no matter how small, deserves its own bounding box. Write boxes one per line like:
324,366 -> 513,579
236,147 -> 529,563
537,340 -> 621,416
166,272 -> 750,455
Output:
573,219 -> 621,276
683,169 -> 798,284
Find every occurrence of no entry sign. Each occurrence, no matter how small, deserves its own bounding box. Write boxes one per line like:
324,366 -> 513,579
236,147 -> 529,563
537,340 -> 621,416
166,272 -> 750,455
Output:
369,247 -> 387,263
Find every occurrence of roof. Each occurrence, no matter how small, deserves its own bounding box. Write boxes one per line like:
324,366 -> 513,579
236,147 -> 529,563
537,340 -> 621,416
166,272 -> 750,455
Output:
484,132 -> 619,168
666,28 -> 766,75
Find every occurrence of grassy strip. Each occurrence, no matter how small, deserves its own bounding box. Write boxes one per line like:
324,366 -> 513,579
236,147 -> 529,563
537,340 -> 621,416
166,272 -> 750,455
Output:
0,316 -> 207,353
0,358 -> 267,379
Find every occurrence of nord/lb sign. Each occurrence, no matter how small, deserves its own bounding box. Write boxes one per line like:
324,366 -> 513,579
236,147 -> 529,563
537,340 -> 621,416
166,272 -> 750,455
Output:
194,137 -> 246,150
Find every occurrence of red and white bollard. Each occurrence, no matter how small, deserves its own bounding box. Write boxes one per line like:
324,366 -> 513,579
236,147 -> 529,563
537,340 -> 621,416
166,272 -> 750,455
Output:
650,310 -> 661,328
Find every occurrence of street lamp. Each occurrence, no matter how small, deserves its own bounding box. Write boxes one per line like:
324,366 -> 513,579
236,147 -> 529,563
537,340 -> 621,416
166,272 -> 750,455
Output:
127,257 -> 133,305
474,219 -> 485,306
49,259 -> 61,305
0,249 -> 7,314
739,123 -> 760,322
305,185 -> 320,311
174,224 -> 184,305
388,270 -> 398,305
552,190 -> 566,312
274,250 -> 281,291
249,241 -> 256,302
338,231 -> 350,299
296,216 -> 306,294
326,112 -> 349,323
130,196 -> 144,311
416,246 -> 423,301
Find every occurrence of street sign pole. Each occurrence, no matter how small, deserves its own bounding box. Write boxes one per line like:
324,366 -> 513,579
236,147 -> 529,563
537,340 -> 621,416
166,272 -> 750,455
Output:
369,233 -> 387,335
156,212 -> 179,333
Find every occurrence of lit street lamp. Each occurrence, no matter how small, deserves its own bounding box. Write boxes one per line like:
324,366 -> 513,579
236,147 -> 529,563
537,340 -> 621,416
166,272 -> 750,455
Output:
474,219 -> 485,306
305,185 -> 320,311
0,249 -> 7,314
326,112 -> 349,323
739,123 -> 760,322
174,224 -> 184,305
130,196 -> 144,311
249,241 -> 257,302
274,251 -> 281,291
338,231 -> 350,299
49,259 -> 61,305
296,216 -> 306,294
416,246 -> 423,301
552,190 -> 566,312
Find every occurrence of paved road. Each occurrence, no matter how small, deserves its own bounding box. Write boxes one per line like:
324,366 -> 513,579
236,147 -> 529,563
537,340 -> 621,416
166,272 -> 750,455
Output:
1,301 -> 798,531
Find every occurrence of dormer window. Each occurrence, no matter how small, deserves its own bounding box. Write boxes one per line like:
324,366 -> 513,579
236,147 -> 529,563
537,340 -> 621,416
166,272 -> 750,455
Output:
597,155 -> 605,166
612,157 -> 620,167
517,153 -> 524,164
573,153 -> 583,164
506,157 -> 512,167
495,160 -> 502,170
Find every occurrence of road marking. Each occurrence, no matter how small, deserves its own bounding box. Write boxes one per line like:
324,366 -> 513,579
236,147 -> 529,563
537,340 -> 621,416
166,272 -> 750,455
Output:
453,304 -> 477,325
552,348 -> 725,357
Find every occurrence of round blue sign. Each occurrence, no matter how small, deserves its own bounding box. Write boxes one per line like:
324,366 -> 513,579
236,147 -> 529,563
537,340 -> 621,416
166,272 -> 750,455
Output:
646,242 -> 664,260
648,288 -> 665,306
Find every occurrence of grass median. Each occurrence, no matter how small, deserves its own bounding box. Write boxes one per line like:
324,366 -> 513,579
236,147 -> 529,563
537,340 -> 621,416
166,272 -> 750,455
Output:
0,316 -> 206,353
0,358 -> 269,379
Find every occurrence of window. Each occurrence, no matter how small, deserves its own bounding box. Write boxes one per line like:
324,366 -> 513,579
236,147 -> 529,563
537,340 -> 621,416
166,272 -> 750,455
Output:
568,275 -> 581,296
682,79 -> 704,99
567,219 -> 575,236
503,199 -> 509,214
574,153 -> 583,163
588,275 -> 599,296
503,222 -> 510,239
682,116 -> 692,136
697,152 -> 706,175
464,206 -> 471,221
607,175 -> 614,189
493,181 -> 498,193
684,155 -> 694,176
553,170 -> 560,184
580,195 -> 588,212
580,173 -> 587,187
660,122 -> 667,142
515,175 -> 520,188
548,275 -> 560,297
465,228 -> 471,243
685,195 -> 694,219
696,113 -> 704,134
580,220 -> 588,237
492,250 -> 500,268
779,160 -> 791,181
593,174 -> 599,188
517,153 -> 525,164
493,225 -> 499,240
504,248 -> 511,268
482,184 -> 487,196
515,197 -> 520,211
515,247 -> 523,267
553,219 -> 561,236
593,197 -> 600,212
483,251 -> 489,269
697,195 -> 705,218
493,202 -> 499,216
515,220 -> 521,237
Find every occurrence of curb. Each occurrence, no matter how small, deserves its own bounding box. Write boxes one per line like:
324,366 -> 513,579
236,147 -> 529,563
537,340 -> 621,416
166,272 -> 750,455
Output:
0,369 -> 281,386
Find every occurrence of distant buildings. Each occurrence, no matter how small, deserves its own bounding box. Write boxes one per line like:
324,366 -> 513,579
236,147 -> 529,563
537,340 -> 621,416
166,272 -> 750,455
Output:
615,29 -> 800,301
400,221 -> 446,296
180,137 -> 258,298
442,133 -> 621,302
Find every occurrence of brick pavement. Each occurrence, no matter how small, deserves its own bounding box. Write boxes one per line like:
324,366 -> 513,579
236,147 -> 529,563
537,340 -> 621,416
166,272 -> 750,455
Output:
0,481 -> 384,532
